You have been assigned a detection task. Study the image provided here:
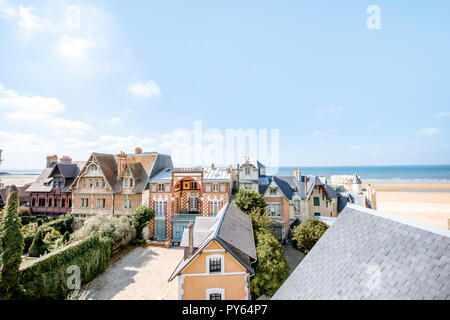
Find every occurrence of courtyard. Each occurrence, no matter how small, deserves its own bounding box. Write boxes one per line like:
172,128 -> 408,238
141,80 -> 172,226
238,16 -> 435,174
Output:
80,246 -> 184,300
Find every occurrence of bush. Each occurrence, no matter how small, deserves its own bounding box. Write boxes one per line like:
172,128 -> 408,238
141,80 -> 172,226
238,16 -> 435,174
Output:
18,207 -> 32,225
46,215 -> 73,234
22,222 -> 39,253
0,186 -> 24,299
19,236 -> 112,299
28,229 -> 45,258
249,208 -> 271,233
132,206 -> 155,240
71,215 -> 134,245
235,189 -> 267,215
250,230 -> 290,298
292,218 -> 329,253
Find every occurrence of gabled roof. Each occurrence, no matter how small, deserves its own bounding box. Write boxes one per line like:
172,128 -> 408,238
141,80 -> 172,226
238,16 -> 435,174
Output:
27,161 -> 82,193
272,204 -> 450,300
169,203 -> 257,281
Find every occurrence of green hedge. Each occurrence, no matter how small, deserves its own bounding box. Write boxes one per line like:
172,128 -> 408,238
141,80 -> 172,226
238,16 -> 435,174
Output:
19,236 -> 112,299
45,215 -> 73,234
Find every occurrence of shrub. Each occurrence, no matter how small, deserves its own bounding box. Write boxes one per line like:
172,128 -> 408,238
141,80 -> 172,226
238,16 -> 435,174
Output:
250,230 -> 290,298
18,207 -> 32,225
292,218 -> 329,253
28,229 -> 45,258
19,236 -> 112,299
0,186 -> 24,299
249,207 -> 271,233
22,222 -> 39,253
235,189 -> 267,215
132,206 -> 155,240
71,215 -> 134,245
46,215 -> 73,234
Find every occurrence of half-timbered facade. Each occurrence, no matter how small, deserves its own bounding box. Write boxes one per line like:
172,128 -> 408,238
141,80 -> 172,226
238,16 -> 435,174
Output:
145,164 -> 232,243
70,148 -> 172,221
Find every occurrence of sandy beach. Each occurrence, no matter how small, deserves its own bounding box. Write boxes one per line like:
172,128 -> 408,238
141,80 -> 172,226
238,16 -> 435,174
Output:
366,183 -> 450,230
0,174 -> 39,187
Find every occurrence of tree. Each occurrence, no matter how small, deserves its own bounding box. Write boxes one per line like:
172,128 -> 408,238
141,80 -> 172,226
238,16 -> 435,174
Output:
292,218 -> 329,253
249,207 -> 271,233
234,189 -> 266,214
250,230 -> 290,298
18,207 -> 32,225
28,229 -> 45,258
132,206 -> 155,240
0,185 -> 24,299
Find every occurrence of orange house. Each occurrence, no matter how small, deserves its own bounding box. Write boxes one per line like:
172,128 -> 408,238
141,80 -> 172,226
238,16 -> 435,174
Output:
168,203 -> 257,300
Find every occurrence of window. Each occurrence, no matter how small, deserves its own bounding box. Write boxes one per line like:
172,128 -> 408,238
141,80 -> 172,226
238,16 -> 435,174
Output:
212,183 -> 218,192
158,184 -> 164,192
97,198 -> 106,208
209,293 -> 222,300
210,201 -> 221,216
220,184 -> 226,192
151,184 -> 157,192
81,198 -> 89,208
205,184 -> 211,192
55,199 -> 60,208
294,200 -> 301,214
96,180 -> 99,188
69,199 -> 72,208
267,203 -> 281,217
123,199 -> 133,210
89,179 -> 94,188
206,288 -> 225,300
82,179 -> 86,188
314,212 -> 321,217
155,201 -> 166,216
62,198 -> 66,208
130,178 -> 134,188
102,179 -> 106,188
48,198 -> 53,207
165,184 -> 171,192
38,198 -> 45,207
245,167 -> 250,175
190,182 -> 197,189
270,187 -> 277,195
32,198 -> 36,207
314,197 -> 320,206
209,257 -> 222,273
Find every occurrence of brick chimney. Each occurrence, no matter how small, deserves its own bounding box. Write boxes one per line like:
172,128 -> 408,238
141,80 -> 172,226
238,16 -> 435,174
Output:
135,147 -> 143,154
46,155 -> 58,167
188,220 -> 194,256
116,151 -> 127,176
60,155 -> 72,164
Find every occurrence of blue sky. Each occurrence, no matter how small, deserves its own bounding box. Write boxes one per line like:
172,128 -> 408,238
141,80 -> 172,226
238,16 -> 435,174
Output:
0,0 -> 449,169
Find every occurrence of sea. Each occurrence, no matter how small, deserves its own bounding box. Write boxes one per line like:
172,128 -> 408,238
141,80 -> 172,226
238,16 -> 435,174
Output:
2,165 -> 450,183
266,165 -> 450,183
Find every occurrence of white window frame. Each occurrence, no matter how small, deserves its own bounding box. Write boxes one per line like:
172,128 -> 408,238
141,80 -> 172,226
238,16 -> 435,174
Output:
212,183 -> 219,192
206,288 -> 225,300
210,201 -> 221,216
206,254 -> 224,274
267,203 -> 282,217
155,201 -> 166,216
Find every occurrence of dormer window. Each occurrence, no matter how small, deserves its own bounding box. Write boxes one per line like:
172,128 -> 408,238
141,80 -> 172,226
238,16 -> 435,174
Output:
123,178 -> 134,188
270,187 -> 277,195
245,167 -> 250,175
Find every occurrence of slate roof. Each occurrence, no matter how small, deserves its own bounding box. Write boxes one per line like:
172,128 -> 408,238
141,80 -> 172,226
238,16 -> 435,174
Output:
272,204 -> 450,300
27,162 -> 81,193
169,203 -> 257,281
202,167 -> 231,182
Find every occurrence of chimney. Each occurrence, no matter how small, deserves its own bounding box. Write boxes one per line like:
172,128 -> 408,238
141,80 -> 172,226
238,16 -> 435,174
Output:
116,151 -> 127,175
135,147 -> 143,154
188,220 -> 194,256
46,155 -> 58,167
60,155 -> 72,164
211,163 -> 215,168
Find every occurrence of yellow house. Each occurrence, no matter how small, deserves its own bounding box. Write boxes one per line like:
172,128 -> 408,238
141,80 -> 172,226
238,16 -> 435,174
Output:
168,203 -> 257,300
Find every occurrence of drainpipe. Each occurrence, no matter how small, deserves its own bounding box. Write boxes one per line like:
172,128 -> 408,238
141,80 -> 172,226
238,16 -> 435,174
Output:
188,220 -> 194,256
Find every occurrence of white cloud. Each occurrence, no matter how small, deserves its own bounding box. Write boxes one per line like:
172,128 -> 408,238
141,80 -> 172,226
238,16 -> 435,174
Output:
415,128 -> 440,136
435,111 -> 450,118
56,34 -> 98,61
0,84 -> 91,135
317,104 -> 343,114
101,117 -> 123,124
350,145 -> 362,151
17,6 -> 51,34
0,83 -> 64,114
129,81 -> 162,98
0,0 -> 16,17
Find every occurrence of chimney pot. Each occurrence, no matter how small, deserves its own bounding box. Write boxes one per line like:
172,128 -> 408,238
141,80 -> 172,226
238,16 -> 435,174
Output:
46,155 -> 58,167
211,163 -> 215,168
60,155 -> 72,164
135,147 -> 143,154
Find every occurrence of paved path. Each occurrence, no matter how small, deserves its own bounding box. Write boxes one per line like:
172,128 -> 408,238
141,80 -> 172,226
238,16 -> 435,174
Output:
80,246 -> 184,300
283,242 -> 305,275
